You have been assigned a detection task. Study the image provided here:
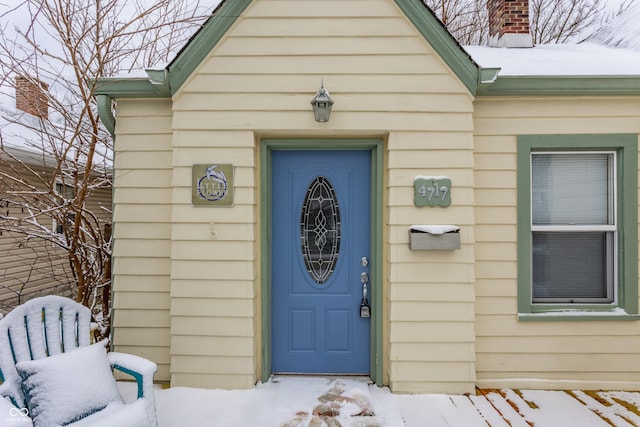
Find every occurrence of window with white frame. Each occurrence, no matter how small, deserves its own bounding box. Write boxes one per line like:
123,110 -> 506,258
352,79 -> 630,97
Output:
516,134 -> 638,319
531,152 -> 615,303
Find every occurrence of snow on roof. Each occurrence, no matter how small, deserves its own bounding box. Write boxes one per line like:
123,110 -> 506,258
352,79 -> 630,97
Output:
465,3 -> 640,78
0,93 -> 113,169
584,2 -> 640,52
0,102 -> 49,153
464,42 -> 640,76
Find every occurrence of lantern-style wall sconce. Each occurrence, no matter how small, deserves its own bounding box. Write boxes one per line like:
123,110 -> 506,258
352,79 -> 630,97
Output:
310,82 -> 334,122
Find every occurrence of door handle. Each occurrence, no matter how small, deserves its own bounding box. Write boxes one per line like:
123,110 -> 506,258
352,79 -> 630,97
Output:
361,272 -> 368,300
360,272 -> 370,318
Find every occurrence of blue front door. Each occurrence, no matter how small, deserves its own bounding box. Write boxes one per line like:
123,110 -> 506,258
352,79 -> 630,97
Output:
271,150 -> 371,374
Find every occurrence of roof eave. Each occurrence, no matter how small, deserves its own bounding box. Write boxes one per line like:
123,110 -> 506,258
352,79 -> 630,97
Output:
393,0 -> 480,95
93,77 -> 170,99
93,0 -> 640,103
94,0 -> 253,100
167,0 -> 253,93
477,75 -> 640,97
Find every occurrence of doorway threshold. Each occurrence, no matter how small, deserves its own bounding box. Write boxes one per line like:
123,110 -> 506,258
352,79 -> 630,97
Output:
269,374 -> 373,384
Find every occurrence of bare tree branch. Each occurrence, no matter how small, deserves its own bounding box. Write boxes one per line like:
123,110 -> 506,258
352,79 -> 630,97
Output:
0,0 -> 210,336
424,0 -> 620,46
530,0 -> 605,44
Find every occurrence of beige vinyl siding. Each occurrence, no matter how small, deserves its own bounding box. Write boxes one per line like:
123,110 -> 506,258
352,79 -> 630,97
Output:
160,0 -> 477,392
474,97 -> 640,390
0,228 -> 72,312
0,172 -> 70,309
388,132 -> 477,394
0,161 -> 111,314
83,186 -> 112,224
111,99 -> 173,381
167,128 -> 256,389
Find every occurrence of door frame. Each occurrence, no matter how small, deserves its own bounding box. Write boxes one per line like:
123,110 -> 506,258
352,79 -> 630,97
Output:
260,138 -> 384,385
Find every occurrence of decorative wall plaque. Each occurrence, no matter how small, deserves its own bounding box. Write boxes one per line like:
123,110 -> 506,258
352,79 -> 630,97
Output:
414,176 -> 451,207
192,164 -> 234,206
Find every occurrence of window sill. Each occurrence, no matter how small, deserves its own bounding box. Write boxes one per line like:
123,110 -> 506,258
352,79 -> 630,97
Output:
519,309 -> 640,322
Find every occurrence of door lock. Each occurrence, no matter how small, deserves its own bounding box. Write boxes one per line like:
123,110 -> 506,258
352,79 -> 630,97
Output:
360,300 -> 370,318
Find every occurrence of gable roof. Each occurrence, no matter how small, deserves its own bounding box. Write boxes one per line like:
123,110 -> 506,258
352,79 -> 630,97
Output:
0,109 -> 112,172
95,0 -> 640,117
0,95 -> 113,170
94,0 -> 491,100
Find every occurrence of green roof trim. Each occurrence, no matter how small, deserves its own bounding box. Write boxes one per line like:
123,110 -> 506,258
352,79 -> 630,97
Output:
392,0 -> 480,94
478,75 -> 640,97
94,0 -> 252,99
93,0 -> 640,101
167,0 -> 253,92
94,77 -> 169,99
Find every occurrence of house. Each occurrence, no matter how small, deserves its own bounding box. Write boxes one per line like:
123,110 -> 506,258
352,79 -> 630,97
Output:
0,77 -> 113,315
94,0 -> 640,394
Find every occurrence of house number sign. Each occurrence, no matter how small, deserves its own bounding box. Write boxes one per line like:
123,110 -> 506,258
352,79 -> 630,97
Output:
414,176 -> 451,207
192,164 -> 234,206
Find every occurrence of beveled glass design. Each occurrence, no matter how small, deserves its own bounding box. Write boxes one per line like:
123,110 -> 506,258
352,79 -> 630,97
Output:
300,176 -> 341,284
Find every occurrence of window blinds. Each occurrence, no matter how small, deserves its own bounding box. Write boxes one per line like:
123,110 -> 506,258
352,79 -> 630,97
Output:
531,153 -> 614,302
532,153 -> 610,226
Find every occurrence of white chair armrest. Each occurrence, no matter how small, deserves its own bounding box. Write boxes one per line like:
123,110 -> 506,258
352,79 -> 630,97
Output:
0,380 -> 23,409
107,352 -> 157,400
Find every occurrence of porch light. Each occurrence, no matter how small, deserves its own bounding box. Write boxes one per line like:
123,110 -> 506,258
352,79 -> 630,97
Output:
310,81 -> 334,123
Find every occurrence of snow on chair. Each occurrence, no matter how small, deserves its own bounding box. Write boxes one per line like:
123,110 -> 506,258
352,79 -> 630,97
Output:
0,296 -> 158,427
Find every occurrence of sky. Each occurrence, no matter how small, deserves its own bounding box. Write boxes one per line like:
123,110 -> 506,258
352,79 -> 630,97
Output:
0,0 -> 220,108
0,0 -> 631,66
0,0 -> 629,57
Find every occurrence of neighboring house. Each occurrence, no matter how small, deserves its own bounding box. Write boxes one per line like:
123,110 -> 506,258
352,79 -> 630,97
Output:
0,77 -> 112,315
95,0 -> 640,394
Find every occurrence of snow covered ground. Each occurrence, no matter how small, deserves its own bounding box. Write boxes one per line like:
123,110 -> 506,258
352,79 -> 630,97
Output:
111,377 -> 640,426
6,376 -> 637,426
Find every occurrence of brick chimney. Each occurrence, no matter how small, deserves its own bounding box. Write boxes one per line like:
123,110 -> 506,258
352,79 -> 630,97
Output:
487,0 -> 533,48
15,76 -> 49,119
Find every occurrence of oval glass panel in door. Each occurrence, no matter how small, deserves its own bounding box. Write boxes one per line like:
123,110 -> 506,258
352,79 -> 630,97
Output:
300,176 -> 341,284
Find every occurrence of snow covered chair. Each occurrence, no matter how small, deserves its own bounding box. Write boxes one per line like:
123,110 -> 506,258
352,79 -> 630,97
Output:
0,296 -> 158,427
